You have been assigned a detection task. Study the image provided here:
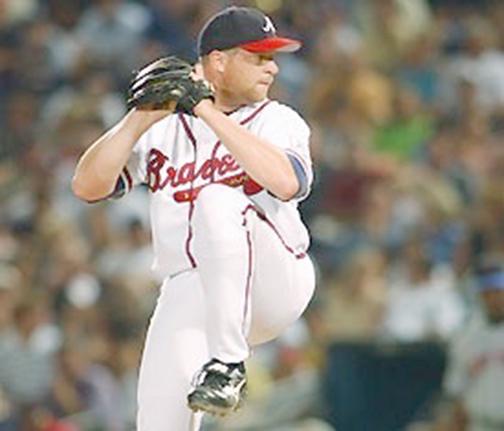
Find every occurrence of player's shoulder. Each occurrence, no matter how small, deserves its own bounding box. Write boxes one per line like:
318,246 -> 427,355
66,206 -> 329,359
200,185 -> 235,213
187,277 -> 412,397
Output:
144,112 -> 191,140
259,100 -> 310,132
264,100 -> 307,121
145,113 -> 176,133
136,113 -> 185,151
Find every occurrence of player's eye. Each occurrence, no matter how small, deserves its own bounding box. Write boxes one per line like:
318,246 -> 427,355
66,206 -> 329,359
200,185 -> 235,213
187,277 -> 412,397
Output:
259,54 -> 275,64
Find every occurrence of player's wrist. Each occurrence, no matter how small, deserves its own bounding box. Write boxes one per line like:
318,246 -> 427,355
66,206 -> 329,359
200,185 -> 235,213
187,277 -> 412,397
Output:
193,98 -> 216,118
127,107 -> 173,132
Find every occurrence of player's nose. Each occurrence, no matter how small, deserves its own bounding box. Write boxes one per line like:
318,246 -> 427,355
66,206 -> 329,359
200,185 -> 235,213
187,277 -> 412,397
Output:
265,59 -> 279,76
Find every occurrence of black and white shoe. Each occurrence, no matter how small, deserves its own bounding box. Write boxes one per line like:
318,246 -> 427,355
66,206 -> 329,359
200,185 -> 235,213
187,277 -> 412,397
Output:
187,358 -> 247,416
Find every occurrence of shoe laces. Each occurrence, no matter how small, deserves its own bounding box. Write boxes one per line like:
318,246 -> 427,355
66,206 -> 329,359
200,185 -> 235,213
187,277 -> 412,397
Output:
192,359 -> 243,388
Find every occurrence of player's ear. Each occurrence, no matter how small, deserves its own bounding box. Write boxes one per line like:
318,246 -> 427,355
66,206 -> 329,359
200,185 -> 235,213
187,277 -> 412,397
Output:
207,50 -> 227,74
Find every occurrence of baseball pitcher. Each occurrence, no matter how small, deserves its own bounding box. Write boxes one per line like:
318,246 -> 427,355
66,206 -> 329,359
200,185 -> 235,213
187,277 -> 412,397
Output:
72,6 -> 315,431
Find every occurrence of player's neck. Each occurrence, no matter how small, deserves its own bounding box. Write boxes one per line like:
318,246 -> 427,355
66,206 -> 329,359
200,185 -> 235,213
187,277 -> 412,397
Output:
213,91 -> 259,114
213,95 -> 243,113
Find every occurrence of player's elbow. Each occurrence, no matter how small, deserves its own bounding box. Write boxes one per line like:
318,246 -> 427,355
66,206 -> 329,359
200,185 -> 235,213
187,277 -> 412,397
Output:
274,176 -> 300,201
71,175 -> 109,203
71,175 -> 94,201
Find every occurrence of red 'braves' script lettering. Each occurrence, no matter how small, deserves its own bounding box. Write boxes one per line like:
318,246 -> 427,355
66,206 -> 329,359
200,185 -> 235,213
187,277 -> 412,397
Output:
145,149 -> 261,201
173,172 -> 263,202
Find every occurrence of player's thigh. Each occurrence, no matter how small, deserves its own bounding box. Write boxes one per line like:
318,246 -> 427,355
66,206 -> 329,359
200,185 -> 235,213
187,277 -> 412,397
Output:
137,270 -> 208,431
247,217 -> 315,346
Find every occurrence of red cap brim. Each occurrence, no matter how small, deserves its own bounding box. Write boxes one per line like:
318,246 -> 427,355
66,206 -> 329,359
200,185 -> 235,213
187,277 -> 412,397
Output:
240,37 -> 301,53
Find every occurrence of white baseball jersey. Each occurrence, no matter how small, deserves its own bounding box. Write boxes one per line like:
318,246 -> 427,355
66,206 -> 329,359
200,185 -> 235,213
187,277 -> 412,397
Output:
123,99 -> 317,430
444,313 -> 504,430
114,99 -> 313,279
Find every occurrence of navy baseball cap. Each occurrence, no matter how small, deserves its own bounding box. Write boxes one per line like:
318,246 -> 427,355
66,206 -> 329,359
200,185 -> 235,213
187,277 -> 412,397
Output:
197,6 -> 301,57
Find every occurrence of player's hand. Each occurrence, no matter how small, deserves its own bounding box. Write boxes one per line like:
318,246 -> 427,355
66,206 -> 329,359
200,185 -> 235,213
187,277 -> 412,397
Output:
127,56 -> 214,116
192,98 -> 215,118
191,62 -> 216,116
191,62 -> 208,83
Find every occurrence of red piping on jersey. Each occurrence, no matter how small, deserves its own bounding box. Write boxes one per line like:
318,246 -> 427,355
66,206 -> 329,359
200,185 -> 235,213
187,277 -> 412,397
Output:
179,114 -> 198,268
123,166 -> 133,192
242,229 -> 253,335
240,100 -> 271,125
209,100 -> 271,183
209,142 -> 221,183
241,204 -> 306,259
180,100 -> 272,265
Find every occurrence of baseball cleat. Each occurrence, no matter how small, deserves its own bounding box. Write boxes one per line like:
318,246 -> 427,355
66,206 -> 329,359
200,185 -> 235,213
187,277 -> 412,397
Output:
187,359 -> 247,416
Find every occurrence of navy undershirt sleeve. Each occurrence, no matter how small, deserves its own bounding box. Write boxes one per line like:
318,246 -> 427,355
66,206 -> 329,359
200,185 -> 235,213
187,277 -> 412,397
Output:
287,154 -> 308,199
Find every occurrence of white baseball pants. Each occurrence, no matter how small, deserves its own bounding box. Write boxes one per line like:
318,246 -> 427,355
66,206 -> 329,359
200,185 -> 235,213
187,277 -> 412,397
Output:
137,184 -> 315,430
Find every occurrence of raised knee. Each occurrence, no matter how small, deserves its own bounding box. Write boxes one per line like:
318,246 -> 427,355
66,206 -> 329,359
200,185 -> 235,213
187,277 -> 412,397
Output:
192,184 -> 249,235
196,183 -> 237,204
194,184 -> 245,217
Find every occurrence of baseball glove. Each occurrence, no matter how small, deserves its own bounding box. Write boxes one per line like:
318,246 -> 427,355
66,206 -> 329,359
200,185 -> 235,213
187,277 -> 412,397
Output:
126,56 -> 214,115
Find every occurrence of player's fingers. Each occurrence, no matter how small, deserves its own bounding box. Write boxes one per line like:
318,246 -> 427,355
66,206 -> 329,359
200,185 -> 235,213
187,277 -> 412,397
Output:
192,62 -> 205,81
189,67 -> 215,96
135,99 -> 177,113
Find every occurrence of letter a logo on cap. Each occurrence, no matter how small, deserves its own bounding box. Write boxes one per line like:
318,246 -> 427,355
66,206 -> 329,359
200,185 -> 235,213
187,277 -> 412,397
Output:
262,16 -> 276,33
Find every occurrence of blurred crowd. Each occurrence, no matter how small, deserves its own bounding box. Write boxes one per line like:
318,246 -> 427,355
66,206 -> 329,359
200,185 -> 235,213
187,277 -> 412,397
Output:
1,0 -> 504,430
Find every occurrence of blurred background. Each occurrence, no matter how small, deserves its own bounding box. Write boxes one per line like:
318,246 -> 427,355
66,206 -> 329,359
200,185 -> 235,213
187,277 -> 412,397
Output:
1,0 -> 504,430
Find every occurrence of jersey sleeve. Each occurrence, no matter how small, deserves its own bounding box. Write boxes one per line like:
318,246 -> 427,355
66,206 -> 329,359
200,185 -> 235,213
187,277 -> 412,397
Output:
108,129 -> 151,200
255,103 -> 313,201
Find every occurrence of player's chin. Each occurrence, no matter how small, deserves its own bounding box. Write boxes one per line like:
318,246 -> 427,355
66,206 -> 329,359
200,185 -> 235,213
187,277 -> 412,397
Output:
250,85 -> 270,102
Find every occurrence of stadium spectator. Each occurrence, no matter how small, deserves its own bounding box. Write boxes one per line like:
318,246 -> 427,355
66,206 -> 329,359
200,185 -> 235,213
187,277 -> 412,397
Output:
438,260 -> 504,430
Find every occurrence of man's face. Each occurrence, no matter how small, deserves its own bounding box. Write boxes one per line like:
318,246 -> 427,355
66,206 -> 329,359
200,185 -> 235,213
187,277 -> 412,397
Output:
220,48 -> 279,104
480,289 -> 504,324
